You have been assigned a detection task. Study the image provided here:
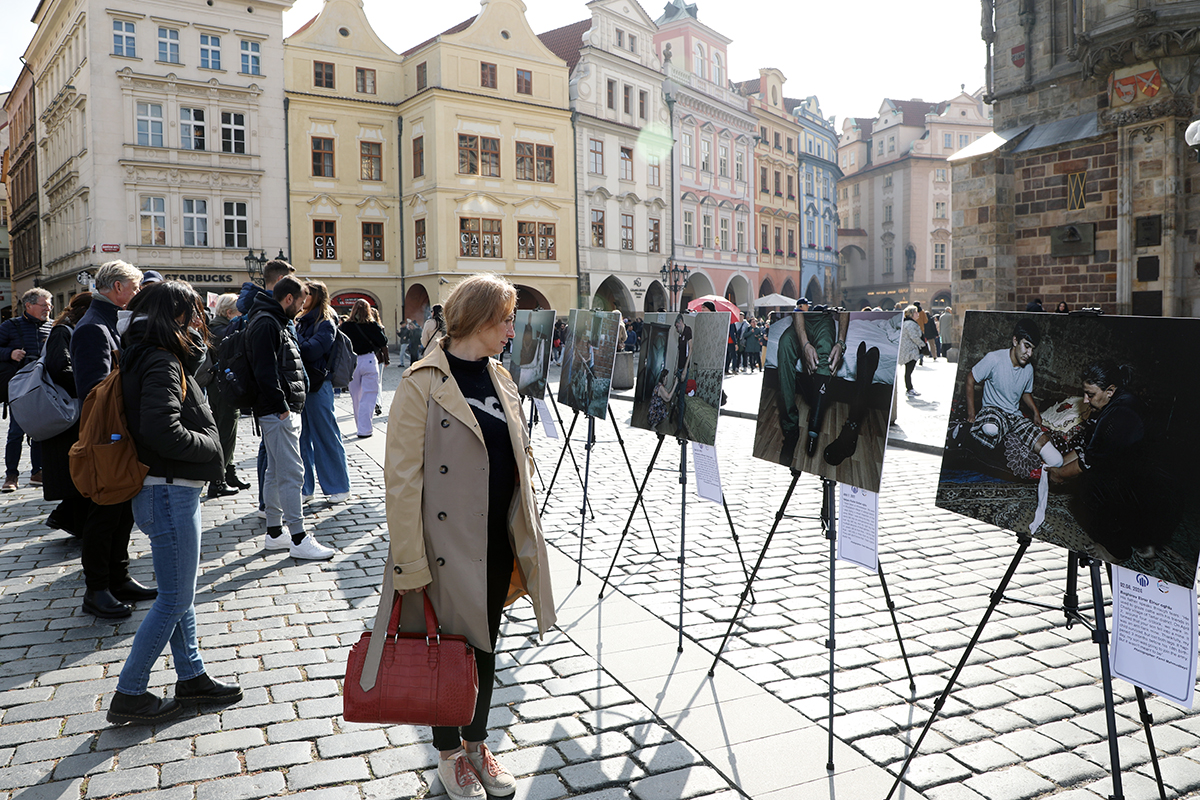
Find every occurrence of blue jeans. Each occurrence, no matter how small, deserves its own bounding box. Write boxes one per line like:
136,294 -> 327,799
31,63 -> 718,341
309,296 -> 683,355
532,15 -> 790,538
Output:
5,416 -> 41,476
117,484 -> 206,695
300,381 -> 351,496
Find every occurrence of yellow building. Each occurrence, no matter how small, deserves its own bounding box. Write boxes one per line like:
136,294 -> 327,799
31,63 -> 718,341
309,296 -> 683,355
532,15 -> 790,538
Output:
284,0 -> 403,327
398,0 -> 578,319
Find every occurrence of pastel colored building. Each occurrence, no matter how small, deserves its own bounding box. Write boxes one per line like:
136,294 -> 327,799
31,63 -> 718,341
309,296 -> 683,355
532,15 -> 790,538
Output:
789,94 -> 841,304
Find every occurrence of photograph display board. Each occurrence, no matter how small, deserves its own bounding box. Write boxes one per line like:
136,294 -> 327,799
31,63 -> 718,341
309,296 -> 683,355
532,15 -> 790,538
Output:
630,311 -> 730,446
504,309 -> 555,399
936,311 -> 1200,587
752,311 -> 900,493
557,309 -> 620,420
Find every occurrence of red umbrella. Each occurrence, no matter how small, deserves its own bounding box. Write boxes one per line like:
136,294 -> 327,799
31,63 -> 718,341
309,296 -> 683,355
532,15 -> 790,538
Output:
686,295 -> 740,316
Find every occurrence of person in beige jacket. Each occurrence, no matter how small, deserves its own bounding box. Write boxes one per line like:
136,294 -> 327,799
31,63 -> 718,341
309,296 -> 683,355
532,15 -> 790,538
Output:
376,274 -> 555,800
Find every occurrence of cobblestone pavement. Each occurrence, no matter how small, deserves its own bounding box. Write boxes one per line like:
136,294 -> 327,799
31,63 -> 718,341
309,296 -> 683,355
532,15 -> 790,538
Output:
1,356 -> 1198,800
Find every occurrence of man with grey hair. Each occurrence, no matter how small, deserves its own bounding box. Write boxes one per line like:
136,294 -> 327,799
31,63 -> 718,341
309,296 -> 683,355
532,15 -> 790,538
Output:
0,287 -> 54,491
70,260 -> 156,619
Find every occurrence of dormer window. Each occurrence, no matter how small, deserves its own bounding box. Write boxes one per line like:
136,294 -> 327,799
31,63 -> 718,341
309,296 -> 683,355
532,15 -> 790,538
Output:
712,52 -> 724,86
629,35 -> 637,54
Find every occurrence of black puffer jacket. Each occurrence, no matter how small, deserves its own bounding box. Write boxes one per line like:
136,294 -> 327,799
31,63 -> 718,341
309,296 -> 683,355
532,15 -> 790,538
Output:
340,320 -> 388,355
246,292 -> 307,417
120,320 -> 223,483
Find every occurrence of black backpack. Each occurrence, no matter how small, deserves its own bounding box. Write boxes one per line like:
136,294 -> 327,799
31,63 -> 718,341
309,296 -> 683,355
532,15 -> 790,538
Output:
215,315 -> 258,409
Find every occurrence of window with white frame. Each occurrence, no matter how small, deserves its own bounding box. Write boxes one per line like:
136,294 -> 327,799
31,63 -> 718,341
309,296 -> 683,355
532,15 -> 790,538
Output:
887,135 -> 895,153
805,172 -> 813,196
693,44 -> 705,79
180,108 -> 205,150
718,144 -> 728,177
823,223 -> 831,246
221,112 -> 245,154
700,139 -> 711,172
736,220 -> 745,252
681,132 -> 692,167
136,102 -> 164,147
712,52 -> 724,85
959,133 -> 970,148
140,196 -> 166,245
884,174 -> 893,188
113,20 -> 136,57
936,168 -> 947,181
884,204 -> 893,222
200,34 -> 221,69
648,154 -> 660,186
702,214 -> 712,249
240,40 -> 260,75
877,139 -> 883,156
735,150 -> 744,182
683,211 -> 694,247
619,147 -> 633,180
158,27 -> 179,63
935,201 -> 947,218
183,199 -> 208,246
588,139 -> 604,174
806,219 -> 815,245
615,29 -> 624,49
934,242 -> 947,269
629,34 -> 637,53
223,201 -> 248,248
884,246 -> 893,272
720,218 -> 729,251
621,213 -> 634,250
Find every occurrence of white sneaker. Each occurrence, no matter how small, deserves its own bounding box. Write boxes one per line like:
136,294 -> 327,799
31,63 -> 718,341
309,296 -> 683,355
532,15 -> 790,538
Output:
264,531 -> 291,550
302,495 -> 314,504
467,744 -> 515,797
906,389 -> 920,397
256,508 -> 266,519
438,752 -> 485,800
289,535 -> 335,561
328,492 -> 353,505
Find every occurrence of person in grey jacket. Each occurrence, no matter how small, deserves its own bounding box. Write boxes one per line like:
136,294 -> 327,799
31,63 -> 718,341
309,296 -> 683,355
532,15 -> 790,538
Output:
0,287 -> 54,491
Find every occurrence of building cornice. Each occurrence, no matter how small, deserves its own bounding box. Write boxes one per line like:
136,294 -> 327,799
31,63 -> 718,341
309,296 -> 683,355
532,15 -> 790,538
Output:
285,90 -> 401,108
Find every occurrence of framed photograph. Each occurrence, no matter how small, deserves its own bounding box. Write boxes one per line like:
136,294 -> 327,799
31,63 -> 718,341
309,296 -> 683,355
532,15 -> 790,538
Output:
630,311 -> 730,446
752,311 -> 901,493
557,309 -> 620,420
504,309 -> 555,399
937,311 -> 1200,586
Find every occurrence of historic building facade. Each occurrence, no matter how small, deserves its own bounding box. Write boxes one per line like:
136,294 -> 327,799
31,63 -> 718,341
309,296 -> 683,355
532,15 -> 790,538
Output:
654,0 -> 757,311
284,0 -> 404,326
0,94 -> 10,320
951,0 -> 1200,334
4,70 -> 38,315
735,69 -> 803,303
539,0 -> 674,316
23,0 -> 292,306
398,0 -> 578,319
789,94 -> 841,304
838,92 -> 991,312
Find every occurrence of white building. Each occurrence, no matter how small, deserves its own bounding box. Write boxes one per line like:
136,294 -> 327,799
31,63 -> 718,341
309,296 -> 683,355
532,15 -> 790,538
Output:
25,0 -> 293,304
539,0 -> 674,315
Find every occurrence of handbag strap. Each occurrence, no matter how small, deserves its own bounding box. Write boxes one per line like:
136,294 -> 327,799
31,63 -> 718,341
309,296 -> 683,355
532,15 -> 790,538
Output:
358,556 -> 441,692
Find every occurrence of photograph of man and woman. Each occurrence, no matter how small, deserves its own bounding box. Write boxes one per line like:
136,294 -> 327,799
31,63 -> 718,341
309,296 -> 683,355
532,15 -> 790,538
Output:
557,309 -> 620,420
630,311 -> 730,447
936,311 -> 1200,587
503,309 -> 555,399
751,310 -> 901,493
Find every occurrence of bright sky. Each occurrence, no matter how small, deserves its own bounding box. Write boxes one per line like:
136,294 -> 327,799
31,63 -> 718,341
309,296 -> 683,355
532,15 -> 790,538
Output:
0,0 -> 985,131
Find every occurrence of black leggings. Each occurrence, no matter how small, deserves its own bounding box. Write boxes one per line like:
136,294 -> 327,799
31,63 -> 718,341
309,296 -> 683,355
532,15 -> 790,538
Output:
431,531 -> 513,751
904,361 -> 916,392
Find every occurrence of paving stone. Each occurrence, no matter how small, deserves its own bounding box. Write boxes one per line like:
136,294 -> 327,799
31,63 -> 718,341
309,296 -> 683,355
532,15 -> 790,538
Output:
7,779 -> 85,800
53,751 -> 114,780
0,760 -> 54,790
962,765 -> 1056,800
495,745 -> 565,778
160,752 -> 242,786
12,734 -> 95,765
628,766 -> 731,800
194,729 -> 265,756
560,755 -> 645,791
555,731 -> 635,764
86,765 -> 158,798
105,788 -> 194,800
360,773 -> 423,800
900,752 -> 973,790
508,717 -> 590,746
195,772 -> 287,800
1026,752 -> 1107,786
633,740 -> 702,773
265,718 -> 335,743
244,741 -> 312,771
367,743 -> 439,777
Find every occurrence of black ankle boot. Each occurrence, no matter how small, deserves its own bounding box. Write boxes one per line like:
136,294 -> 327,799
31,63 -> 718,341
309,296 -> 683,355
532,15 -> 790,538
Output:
207,481 -> 238,499
176,673 -> 243,706
107,691 -> 183,724
225,467 -> 251,490
824,420 -> 862,466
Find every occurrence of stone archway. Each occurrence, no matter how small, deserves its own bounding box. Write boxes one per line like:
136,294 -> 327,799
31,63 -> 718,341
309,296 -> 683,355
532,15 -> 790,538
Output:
681,271 -> 714,309
592,275 -> 635,316
932,290 -> 952,309
403,283 -> 431,322
724,274 -> 751,310
514,284 -> 551,311
805,276 -> 823,305
644,281 -> 667,313
758,277 -> 775,297
781,278 -> 796,299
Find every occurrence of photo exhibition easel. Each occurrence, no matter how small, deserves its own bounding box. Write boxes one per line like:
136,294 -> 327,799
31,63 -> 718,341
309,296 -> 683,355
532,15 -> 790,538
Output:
705,474 -> 916,772
884,539 -> 1166,800
600,434 -> 755,653
539,394 -> 596,519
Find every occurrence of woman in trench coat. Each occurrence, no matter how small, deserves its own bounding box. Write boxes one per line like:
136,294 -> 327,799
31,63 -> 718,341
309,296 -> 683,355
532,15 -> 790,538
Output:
375,273 -> 555,800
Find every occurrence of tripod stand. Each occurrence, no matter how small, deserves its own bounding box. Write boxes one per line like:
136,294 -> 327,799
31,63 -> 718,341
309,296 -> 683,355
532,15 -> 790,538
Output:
705,475 -> 915,771
540,400 -> 595,519
885,538 -> 1166,800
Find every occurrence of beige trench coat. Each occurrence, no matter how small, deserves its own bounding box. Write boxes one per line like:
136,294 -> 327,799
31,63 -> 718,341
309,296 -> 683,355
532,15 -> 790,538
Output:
359,340 -> 556,692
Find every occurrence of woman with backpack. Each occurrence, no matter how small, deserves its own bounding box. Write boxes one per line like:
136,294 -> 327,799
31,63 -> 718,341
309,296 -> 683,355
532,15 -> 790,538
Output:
421,304 -> 446,355
297,281 -> 352,504
108,281 -> 241,724
41,293 -> 94,536
340,300 -> 389,439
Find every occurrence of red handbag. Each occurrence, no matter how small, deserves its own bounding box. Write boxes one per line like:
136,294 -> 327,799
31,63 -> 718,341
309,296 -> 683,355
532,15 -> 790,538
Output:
343,591 -> 478,726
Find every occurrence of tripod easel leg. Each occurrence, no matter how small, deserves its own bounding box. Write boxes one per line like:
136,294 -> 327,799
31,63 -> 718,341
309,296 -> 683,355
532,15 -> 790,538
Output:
720,495 -> 754,604
601,434 -> 666,594
886,534 -> 1033,800
1134,687 -> 1167,800
545,400 -> 595,519
708,472 -> 802,676
608,406 -> 659,552
576,416 -> 596,586
541,410 -> 580,516
822,479 -> 837,772
677,440 -> 687,653
876,558 -> 916,693
1087,557 -> 1125,800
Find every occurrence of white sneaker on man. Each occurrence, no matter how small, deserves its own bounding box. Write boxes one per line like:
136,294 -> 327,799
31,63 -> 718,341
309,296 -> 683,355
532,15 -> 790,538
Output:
264,530 -> 291,550
437,751 -> 485,800
302,495 -> 314,504
328,492 -> 353,505
289,535 -> 335,561
466,744 -> 516,796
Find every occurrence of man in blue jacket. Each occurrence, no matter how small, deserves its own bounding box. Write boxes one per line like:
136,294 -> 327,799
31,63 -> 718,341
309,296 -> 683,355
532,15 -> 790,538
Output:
0,288 -> 54,491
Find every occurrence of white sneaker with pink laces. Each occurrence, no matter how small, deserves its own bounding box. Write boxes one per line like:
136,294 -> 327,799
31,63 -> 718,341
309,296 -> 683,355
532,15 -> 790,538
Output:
437,751 -> 484,800
467,744 -> 516,796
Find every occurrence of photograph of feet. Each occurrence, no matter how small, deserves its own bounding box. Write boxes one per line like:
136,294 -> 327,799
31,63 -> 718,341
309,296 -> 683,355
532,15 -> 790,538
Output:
752,311 -> 901,492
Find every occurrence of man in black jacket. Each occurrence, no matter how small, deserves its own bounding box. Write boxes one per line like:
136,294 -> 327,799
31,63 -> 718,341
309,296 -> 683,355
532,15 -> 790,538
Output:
0,288 -> 54,491
247,276 -> 334,561
70,260 -> 156,619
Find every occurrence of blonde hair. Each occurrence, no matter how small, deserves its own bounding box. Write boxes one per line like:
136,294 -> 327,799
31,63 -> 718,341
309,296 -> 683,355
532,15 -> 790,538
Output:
213,293 -> 239,319
903,304 -> 918,320
444,274 -> 517,341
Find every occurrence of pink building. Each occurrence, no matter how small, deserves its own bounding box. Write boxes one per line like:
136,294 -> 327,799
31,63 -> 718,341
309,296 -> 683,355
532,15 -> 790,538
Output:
653,0 -> 757,311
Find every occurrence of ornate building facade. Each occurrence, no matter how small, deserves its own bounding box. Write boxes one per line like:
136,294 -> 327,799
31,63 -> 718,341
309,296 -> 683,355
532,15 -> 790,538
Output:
951,0 -> 1200,336
539,0 -> 674,316
4,70 -> 38,314
789,95 -> 841,304
23,0 -> 293,306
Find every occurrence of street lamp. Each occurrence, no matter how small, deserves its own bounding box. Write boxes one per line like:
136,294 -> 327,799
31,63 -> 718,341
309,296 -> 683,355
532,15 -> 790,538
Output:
243,248 -> 290,286
662,63 -> 682,313
660,260 -> 690,312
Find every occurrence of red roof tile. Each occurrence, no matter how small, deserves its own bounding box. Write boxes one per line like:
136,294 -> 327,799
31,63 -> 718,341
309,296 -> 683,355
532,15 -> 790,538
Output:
852,117 -> 873,137
537,19 -> 592,72
401,16 -> 476,58
732,78 -> 760,96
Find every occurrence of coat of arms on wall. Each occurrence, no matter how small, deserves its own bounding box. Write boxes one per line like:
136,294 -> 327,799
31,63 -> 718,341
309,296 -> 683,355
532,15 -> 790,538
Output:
1108,63 -> 1163,106
1011,45 -> 1026,68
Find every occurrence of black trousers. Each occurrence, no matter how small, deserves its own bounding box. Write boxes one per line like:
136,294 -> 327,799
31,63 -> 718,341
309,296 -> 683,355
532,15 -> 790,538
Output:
904,360 -> 916,392
431,525 -> 514,751
79,499 -> 135,591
